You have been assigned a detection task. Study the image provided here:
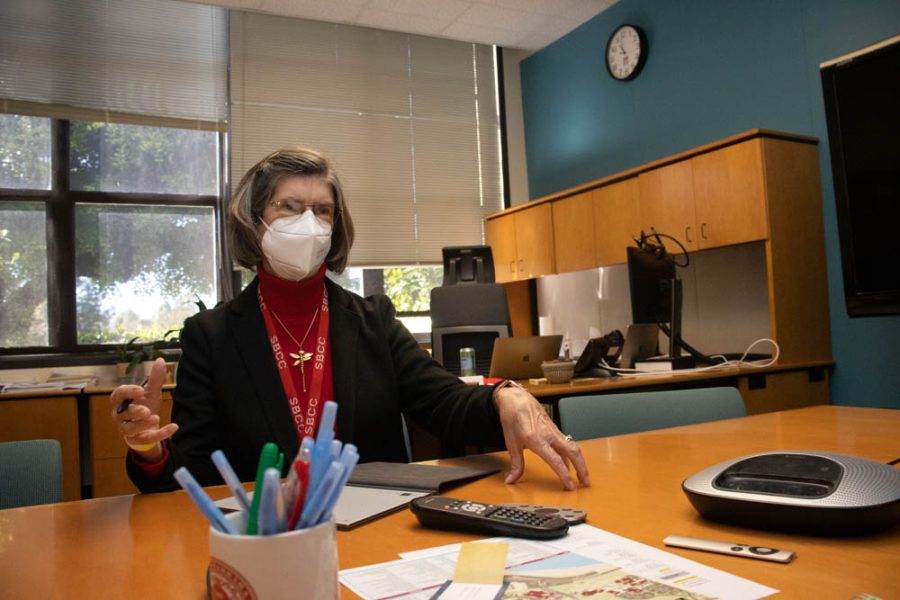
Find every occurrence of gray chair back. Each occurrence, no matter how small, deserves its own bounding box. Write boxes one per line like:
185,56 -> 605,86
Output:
0,439 -> 63,508
558,387 -> 746,441
430,283 -> 510,375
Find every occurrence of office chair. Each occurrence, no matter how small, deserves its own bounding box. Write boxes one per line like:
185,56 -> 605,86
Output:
558,387 -> 746,441
0,439 -> 64,509
431,245 -> 510,376
430,283 -> 510,375
441,245 -> 495,285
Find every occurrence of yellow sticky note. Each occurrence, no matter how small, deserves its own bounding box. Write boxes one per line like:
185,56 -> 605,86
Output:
453,542 -> 509,585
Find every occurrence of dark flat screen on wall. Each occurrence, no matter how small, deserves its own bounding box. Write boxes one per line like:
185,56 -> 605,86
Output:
821,35 -> 900,317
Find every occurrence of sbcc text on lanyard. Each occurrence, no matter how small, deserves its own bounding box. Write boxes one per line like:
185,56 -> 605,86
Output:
258,286 -> 330,441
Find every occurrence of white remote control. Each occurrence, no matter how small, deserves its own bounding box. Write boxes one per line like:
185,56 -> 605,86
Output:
664,535 -> 795,563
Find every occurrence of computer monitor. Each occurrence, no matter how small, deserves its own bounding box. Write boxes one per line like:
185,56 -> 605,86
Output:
626,240 -> 693,369
821,35 -> 900,316
627,244 -> 676,325
442,246 -> 495,285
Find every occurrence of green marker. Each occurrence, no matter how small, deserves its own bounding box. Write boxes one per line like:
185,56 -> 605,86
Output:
247,442 -> 279,535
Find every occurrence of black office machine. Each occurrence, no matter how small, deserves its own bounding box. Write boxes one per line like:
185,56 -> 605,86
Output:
682,451 -> 900,535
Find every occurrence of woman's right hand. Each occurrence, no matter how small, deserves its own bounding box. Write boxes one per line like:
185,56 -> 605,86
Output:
109,358 -> 179,462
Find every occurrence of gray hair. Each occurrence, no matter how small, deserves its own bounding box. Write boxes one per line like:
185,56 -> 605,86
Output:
228,147 -> 355,273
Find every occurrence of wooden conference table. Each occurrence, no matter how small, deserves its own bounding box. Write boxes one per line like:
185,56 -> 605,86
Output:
1,405 -> 898,599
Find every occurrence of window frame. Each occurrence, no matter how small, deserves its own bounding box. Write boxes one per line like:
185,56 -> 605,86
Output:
0,118 -> 225,363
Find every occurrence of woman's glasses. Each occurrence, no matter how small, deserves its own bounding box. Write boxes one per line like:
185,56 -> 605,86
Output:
267,198 -> 338,221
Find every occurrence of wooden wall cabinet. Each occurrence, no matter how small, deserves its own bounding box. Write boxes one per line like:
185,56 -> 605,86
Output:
691,138 -> 769,248
552,179 -> 642,270
552,191 -> 595,273
638,160 -> 699,250
484,130 -> 832,366
593,177 -> 642,265
485,202 -> 555,283
639,138 -> 768,251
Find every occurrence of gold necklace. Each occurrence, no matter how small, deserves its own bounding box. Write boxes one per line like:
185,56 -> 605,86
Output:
270,307 -> 320,392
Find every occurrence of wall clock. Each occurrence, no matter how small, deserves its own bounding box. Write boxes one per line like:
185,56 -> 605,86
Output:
606,24 -> 647,81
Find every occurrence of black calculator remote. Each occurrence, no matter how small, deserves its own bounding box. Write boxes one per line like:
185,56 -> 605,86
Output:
410,495 -> 569,539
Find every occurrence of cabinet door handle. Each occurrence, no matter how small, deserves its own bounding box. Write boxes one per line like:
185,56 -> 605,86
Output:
510,260 -> 516,273
700,222 -> 709,239
685,226 -> 693,243
518,259 -> 524,273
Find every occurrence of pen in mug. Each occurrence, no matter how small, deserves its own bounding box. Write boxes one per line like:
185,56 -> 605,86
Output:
174,466 -> 238,535
286,459 -> 309,531
310,402 -> 338,492
298,461 -> 344,529
320,445 -> 359,524
257,468 -> 282,535
247,442 -> 280,535
211,449 -> 252,513
285,442 -> 312,531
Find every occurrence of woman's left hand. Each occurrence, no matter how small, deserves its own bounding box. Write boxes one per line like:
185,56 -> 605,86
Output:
493,384 -> 591,490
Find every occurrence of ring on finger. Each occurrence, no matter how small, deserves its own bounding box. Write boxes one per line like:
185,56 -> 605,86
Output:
564,434 -> 574,442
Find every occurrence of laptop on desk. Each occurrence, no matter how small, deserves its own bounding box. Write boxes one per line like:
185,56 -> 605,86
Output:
489,335 -> 563,380
617,324 -> 660,368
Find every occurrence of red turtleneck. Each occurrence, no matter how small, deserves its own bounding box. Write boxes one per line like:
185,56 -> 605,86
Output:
257,263 -> 335,441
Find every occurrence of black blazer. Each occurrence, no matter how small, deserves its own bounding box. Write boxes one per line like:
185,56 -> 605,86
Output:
128,277 -> 504,492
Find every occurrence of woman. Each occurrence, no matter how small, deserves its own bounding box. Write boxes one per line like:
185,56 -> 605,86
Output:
111,148 -> 590,493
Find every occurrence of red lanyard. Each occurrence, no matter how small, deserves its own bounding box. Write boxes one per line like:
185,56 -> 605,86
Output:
258,286 -> 330,441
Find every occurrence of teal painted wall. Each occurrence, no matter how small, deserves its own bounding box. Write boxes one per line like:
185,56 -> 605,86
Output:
520,0 -> 900,408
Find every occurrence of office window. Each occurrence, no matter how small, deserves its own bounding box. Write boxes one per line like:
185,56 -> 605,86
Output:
75,203 -> 217,344
328,266 -> 442,338
70,122 -> 218,196
0,0 -> 227,355
0,115 -> 52,190
0,118 -> 220,352
0,202 -> 49,347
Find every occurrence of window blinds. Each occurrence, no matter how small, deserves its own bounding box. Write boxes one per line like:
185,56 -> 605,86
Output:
0,0 -> 227,130
230,12 -> 504,265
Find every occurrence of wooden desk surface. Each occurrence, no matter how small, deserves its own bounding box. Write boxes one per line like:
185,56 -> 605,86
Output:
1,406 -> 897,599
520,360 -> 834,398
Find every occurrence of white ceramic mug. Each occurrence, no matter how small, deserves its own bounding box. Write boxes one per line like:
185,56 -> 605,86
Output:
208,511 -> 338,599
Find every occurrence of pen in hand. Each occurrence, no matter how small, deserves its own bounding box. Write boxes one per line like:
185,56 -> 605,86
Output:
114,378 -> 150,415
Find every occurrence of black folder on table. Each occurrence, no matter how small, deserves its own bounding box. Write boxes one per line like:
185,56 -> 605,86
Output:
334,462 -> 499,530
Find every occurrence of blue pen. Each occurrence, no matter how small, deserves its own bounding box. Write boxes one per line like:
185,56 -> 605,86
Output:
298,461 -> 344,529
320,445 -> 359,523
174,467 -> 238,535
257,468 -> 282,536
211,450 -> 251,513
310,402 -> 338,492
330,439 -> 342,461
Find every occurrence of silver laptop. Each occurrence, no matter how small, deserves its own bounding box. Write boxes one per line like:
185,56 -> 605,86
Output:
489,335 -> 563,379
617,324 -> 660,368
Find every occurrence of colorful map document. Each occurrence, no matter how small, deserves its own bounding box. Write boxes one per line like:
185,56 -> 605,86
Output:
339,524 -> 778,600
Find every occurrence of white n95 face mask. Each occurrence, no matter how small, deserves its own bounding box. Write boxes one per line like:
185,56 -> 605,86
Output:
260,210 -> 332,281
